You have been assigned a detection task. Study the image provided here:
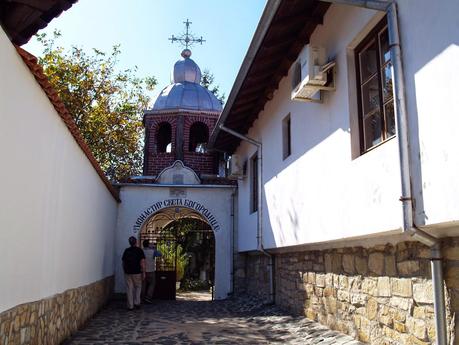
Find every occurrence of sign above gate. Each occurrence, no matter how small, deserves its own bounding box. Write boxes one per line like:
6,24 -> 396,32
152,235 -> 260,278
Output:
133,198 -> 221,234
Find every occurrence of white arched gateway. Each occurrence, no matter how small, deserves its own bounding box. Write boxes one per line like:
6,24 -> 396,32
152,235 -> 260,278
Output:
115,161 -> 235,300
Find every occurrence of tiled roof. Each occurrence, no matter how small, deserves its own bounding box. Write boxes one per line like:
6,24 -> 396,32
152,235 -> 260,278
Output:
15,46 -> 120,202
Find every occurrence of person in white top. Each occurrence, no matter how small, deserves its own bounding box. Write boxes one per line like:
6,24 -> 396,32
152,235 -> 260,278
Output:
142,240 -> 161,303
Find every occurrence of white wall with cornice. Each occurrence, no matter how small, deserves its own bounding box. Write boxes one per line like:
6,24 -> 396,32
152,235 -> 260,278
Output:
0,29 -> 118,313
234,1 -> 459,252
115,185 -> 235,300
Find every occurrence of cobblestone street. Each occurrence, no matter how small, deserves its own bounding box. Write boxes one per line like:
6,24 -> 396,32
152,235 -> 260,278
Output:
63,292 -> 361,345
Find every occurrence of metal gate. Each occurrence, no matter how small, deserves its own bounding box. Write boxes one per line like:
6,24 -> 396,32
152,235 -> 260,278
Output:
140,220 -> 177,299
140,208 -> 215,300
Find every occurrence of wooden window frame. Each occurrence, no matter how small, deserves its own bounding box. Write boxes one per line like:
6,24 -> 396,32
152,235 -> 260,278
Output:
354,16 -> 395,154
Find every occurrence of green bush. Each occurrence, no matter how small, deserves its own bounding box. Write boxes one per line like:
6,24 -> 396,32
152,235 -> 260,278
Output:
157,242 -> 188,282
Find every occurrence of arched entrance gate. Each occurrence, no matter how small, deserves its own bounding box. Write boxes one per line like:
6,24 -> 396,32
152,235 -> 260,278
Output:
115,185 -> 234,301
139,206 -> 215,300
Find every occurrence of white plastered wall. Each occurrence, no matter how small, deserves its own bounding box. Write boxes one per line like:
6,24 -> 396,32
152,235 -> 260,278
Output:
0,29 -> 118,313
396,0 -> 459,228
237,141 -> 258,252
115,185 -> 234,300
236,5 -> 405,251
236,1 -> 459,251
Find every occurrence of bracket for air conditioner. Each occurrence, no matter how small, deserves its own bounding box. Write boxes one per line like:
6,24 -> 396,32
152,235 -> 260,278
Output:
294,60 -> 336,103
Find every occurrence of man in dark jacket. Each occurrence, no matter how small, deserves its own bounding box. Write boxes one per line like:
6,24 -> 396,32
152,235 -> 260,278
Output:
122,236 -> 145,310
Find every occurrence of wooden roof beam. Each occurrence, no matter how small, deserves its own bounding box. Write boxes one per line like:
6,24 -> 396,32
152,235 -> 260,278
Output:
232,101 -> 258,113
234,93 -> 260,104
244,73 -> 273,86
7,0 -> 50,11
236,87 -> 263,99
271,14 -> 323,30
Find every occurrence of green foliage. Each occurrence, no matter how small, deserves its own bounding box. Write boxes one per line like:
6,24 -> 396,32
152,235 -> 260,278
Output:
201,69 -> 225,105
157,242 -> 188,282
158,218 -> 213,283
170,218 -> 209,240
36,31 -> 157,182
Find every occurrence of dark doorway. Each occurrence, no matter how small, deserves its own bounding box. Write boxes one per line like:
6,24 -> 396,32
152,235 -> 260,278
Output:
140,208 -> 215,301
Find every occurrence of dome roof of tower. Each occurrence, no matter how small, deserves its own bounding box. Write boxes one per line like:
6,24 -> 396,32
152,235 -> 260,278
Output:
172,49 -> 201,83
153,82 -> 223,112
151,49 -> 222,113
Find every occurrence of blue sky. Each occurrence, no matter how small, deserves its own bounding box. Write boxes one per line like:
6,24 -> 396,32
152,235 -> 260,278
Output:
25,0 -> 267,102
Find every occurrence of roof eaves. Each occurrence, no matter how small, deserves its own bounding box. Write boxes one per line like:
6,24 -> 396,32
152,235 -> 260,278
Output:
0,0 -> 78,45
208,0 -> 282,150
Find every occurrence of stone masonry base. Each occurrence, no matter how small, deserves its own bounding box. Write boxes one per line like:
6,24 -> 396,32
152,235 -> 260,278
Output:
235,238 -> 459,344
0,276 -> 114,345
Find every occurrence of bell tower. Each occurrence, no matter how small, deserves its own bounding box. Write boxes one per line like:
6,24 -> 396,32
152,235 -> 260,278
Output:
143,21 -> 222,177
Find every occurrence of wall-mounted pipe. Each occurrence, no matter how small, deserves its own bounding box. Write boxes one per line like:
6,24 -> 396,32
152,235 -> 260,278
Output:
320,1 -> 447,343
385,4 -> 447,343
230,191 -> 236,295
219,125 -> 274,303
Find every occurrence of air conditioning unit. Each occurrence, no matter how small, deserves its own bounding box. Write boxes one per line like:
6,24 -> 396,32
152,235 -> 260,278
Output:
228,154 -> 244,180
291,45 -> 329,102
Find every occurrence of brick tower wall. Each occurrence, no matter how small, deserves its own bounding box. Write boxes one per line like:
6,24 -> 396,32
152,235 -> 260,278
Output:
143,112 -> 219,176
183,114 -> 218,175
144,115 -> 177,176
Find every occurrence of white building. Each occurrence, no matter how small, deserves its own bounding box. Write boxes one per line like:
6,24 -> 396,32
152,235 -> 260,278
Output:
2,0 -> 459,344
210,0 -> 459,344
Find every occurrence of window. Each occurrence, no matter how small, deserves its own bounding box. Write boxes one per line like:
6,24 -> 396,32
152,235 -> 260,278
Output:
189,122 -> 209,153
282,114 -> 291,159
157,122 -> 172,153
292,61 -> 301,90
250,153 -> 258,213
355,17 -> 395,153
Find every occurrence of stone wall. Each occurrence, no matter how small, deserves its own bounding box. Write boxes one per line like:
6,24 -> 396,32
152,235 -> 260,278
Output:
233,253 -> 247,295
0,276 -> 113,345
234,253 -> 272,302
239,238 -> 459,344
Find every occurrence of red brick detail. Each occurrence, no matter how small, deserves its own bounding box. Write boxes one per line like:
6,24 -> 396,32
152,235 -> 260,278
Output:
143,116 -> 178,175
183,153 -> 216,174
15,46 -> 120,202
143,113 -> 219,176
183,115 -> 218,174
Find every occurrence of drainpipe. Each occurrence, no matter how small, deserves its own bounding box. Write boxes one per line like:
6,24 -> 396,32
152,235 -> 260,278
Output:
230,191 -> 236,295
320,1 -> 447,343
385,5 -> 447,344
219,125 -> 275,304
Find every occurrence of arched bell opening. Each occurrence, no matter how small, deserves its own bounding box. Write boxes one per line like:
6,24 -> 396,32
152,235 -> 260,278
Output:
188,122 -> 209,153
139,206 -> 215,301
156,122 -> 172,153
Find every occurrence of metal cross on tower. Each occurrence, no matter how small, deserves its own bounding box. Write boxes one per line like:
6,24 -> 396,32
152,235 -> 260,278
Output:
168,19 -> 206,50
